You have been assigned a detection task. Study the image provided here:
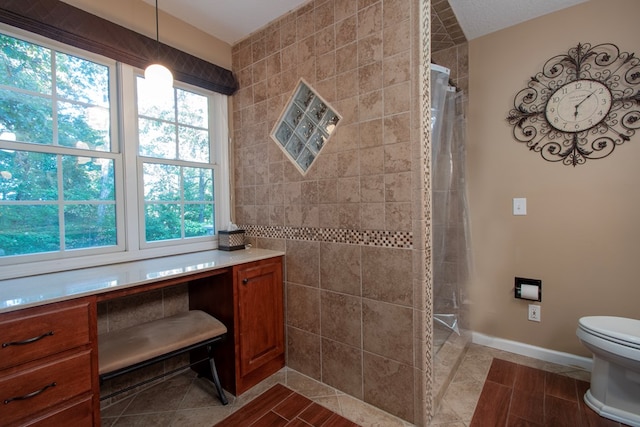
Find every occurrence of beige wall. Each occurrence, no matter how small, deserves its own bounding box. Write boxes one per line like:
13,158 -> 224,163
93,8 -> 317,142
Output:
468,0 -> 640,356
60,0 -> 232,69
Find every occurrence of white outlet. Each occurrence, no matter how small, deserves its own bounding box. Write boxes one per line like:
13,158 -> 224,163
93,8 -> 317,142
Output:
528,304 -> 541,322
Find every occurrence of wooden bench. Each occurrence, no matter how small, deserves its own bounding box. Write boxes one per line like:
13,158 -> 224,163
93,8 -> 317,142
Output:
98,310 -> 228,405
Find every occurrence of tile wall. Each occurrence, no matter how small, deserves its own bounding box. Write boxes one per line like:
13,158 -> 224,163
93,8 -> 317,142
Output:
231,0 -> 428,424
431,0 -> 466,52
432,43 -> 468,95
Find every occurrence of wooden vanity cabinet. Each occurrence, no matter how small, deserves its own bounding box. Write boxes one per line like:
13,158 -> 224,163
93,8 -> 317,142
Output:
0,251 -> 283,424
0,298 -> 98,426
189,256 -> 284,395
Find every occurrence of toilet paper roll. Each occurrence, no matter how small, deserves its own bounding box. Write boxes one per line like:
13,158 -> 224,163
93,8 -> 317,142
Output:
521,284 -> 540,300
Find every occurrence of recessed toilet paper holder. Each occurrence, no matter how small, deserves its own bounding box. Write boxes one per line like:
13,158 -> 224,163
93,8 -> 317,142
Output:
515,277 -> 542,302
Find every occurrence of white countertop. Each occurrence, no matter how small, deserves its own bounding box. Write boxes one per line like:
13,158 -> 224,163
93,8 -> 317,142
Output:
0,248 -> 284,314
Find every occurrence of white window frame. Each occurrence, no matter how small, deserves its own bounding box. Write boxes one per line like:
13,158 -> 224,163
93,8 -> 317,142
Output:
0,26 -> 231,280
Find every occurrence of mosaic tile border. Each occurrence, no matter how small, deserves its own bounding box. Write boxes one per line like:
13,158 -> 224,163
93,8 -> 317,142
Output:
420,0 -> 435,424
240,225 -> 413,249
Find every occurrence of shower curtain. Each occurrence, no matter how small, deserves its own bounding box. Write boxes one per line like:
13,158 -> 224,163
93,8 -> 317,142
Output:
430,64 -> 472,335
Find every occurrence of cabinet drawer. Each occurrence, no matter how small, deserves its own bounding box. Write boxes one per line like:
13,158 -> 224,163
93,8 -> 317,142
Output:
0,300 -> 91,370
12,395 -> 93,427
0,349 -> 92,426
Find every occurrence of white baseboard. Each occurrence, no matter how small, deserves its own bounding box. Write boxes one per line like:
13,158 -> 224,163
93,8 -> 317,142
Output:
472,332 -> 593,371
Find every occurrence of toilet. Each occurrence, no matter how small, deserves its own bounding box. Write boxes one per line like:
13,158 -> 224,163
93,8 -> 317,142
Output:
577,316 -> 640,426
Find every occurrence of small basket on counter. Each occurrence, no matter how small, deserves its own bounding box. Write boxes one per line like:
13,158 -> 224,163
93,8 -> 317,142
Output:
218,229 -> 245,251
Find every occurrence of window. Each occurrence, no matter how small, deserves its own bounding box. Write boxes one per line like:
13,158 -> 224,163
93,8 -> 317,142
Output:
0,27 -> 230,278
0,31 -> 119,260
137,77 -> 217,245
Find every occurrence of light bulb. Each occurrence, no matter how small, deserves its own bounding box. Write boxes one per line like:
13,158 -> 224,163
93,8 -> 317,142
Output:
144,63 -> 173,89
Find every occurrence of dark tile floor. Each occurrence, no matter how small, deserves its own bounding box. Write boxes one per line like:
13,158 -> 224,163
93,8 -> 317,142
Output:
213,383 -> 359,427
470,358 -> 630,427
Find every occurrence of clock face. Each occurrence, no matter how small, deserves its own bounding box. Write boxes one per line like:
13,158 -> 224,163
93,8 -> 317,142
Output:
545,79 -> 612,133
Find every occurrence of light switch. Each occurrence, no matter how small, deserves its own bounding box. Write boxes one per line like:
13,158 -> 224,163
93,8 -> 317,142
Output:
513,198 -> 527,215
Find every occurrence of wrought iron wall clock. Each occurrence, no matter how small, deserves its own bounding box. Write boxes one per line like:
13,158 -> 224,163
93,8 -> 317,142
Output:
507,43 -> 640,166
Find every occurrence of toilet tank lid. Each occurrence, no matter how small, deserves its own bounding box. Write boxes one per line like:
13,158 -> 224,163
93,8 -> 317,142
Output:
579,316 -> 640,346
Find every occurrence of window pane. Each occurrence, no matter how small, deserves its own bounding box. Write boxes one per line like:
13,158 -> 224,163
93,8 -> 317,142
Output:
183,167 -> 213,201
63,156 -> 114,201
0,150 -> 58,201
145,203 -> 181,241
64,204 -> 116,249
138,118 -> 176,159
178,126 -> 209,162
136,76 -> 175,120
55,52 -> 109,106
184,203 -> 214,237
55,51 -> 111,151
177,89 -> 207,127
0,89 -> 53,144
0,34 -> 51,94
0,205 -> 59,256
58,101 -> 110,151
143,163 -> 179,201
0,36 -> 112,151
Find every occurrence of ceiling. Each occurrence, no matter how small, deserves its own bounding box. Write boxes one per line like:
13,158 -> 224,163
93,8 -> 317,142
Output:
146,0 -> 588,45
448,0 -> 587,40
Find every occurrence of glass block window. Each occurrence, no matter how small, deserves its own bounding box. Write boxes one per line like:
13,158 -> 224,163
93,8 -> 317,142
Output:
271,80 -> 340,174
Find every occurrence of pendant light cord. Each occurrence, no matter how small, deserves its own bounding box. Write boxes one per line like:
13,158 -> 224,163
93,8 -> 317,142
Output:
154,0 -> 160,60
145,0 -> 173,88
155,0 -> 160,43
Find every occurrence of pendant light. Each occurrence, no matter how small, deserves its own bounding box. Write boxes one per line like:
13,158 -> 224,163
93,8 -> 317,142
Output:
144,0 -> 173,89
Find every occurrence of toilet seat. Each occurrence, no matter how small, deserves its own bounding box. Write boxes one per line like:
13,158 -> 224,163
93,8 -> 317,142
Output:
578,316 -> 640,350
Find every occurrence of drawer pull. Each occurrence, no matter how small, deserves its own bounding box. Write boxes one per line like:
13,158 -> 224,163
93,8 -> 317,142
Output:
4,382 -> 57,404
2,331 -> 54,348
242,278 -> 249,285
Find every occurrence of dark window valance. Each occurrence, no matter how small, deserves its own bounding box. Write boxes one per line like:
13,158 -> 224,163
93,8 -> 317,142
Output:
0,0 -> 238,95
